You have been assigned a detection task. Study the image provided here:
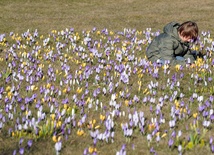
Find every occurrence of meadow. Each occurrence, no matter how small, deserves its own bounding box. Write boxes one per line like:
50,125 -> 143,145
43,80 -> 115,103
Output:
0,0 -> 214,155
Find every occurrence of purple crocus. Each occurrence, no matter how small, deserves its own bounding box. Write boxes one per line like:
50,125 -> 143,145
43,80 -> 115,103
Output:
210,114 -> 214,121
13,150 -> 16,155
83,148 -> 88,155
150,105 -> 153,113
150,147 -> 155,153
211,144 -> 214,153
19,148 -> 24,155
19,138 -> 24,145
142,97 -> 147,103
210,96 -> 214,103
120,72 -> 129,84
208,77 -> 212,82
210,137 -> 213,145
168,139 -> 174,147
27,139 -> 33,148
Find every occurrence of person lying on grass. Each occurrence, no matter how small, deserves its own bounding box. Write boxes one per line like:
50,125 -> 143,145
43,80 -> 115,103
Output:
146,21 -> 200,66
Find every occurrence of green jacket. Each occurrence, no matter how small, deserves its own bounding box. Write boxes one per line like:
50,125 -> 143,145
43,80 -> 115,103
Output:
146,22 -> 195,65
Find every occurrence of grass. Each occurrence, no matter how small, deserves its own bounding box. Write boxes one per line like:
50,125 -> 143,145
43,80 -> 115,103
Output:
1,0 -> 214,33
0,0 -> 214,155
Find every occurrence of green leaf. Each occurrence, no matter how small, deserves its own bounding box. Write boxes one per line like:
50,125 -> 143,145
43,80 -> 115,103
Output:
190,134 -> 194,143
199,139 -> 205,147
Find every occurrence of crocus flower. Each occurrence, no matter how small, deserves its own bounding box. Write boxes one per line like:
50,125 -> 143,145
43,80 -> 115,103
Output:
178,145 -> 182,153
169,120 -> 176,128
13,150 -> 16,155
203,120 -> 211,128
211,144 -> 214,153
147,134 -> 152,142
168,139 -> 174,148
210,137 -> 213,145
120,71 -> 129,84
116,144 -> 126,155
55,141 -> 62,153
19,138 -> 24,145
19,148 -> 24,155
210,96 -> 214,103
27,139 -> 33,148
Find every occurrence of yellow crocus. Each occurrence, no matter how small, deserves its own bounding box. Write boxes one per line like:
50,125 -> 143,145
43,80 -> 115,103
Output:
96,31 -> 101,35
6,86 -> 11,92
77,121 -> 82,127
95,125 -> 100,129
143,88 -> 148,94
63,88 -> 67,93
125,100 -> 129,106
7,92 -> 12,99
156,132 -> 160,136
32,85 -> 38,91
50,114 -> 55,120
25,110 -> 28,116
88,147 -> 94,153
77,129 -> 84,136
86,97 -> 91,104
57,136 -> 62,142
82,63 -> 86,67
46,83 -> 51,89
56,69 -> 59,74
148,123 -> 155,131
76,87 -> 82,94
193,113 -> 198,118
175,64 -> 181,71
52,135 -> 57,142
64,104 -> 68,110
56,121 -> 62,128
174,100 -> 180,108
161,133 -> 167,138
100,114 -> 105,121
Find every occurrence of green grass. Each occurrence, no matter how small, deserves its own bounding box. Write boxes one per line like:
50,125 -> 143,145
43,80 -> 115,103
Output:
1,0 -> 214,33
0,0 -> 214,155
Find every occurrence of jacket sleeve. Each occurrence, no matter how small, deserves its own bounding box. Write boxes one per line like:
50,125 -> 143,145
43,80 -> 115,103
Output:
158,38 -> 186,65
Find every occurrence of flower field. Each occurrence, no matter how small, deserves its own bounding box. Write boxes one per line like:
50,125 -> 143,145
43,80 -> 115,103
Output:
0,27 -> 214,155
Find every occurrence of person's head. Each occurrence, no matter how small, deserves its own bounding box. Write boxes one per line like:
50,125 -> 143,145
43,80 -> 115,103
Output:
178,21 -> 198,43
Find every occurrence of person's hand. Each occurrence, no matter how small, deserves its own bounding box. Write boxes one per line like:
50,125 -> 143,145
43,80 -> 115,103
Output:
186,63 -> 196,68
198,51 -> 205,58
190,63 -> 196,68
